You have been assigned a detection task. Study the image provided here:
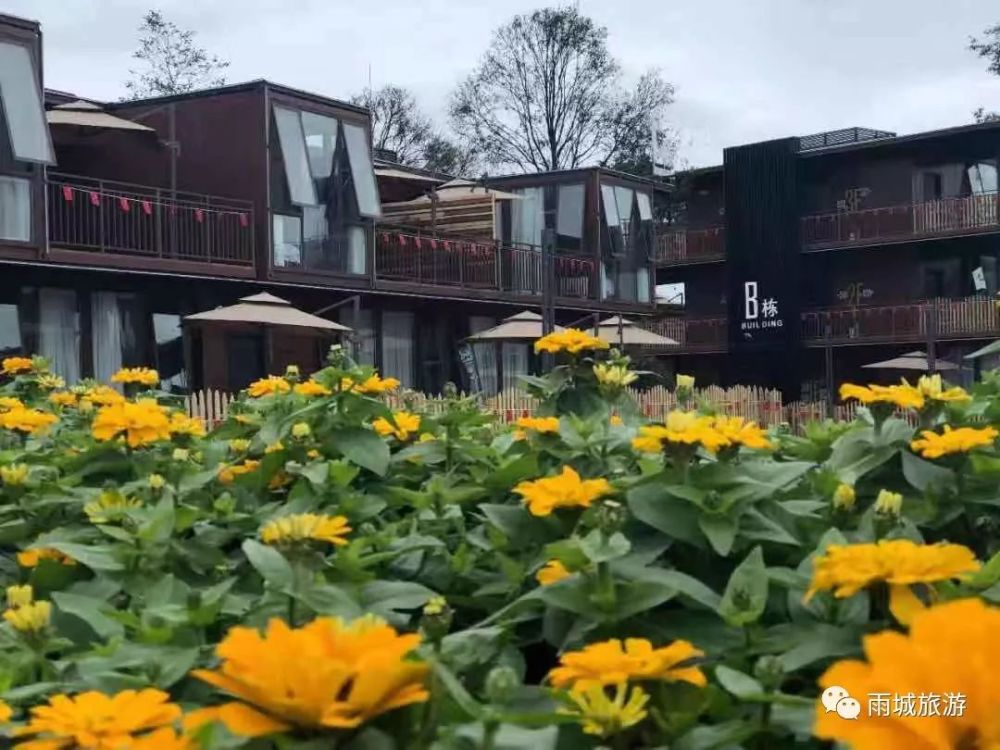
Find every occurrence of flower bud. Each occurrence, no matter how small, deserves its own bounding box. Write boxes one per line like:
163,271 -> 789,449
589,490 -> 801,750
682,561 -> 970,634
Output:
1,464 -> 29,486
420,595 -> 452,642
172,448 -> 190,462
676,374 -> 695,390
753,655 -> 784,691
291,422 -> 312,439
442,381 -> 458,398
484,665 -> 520,705
597,499 -> 627,534
284,365 -> 300,379
148,473 -> 166,490
832,483 -> 856,511
874,489 -> 903,518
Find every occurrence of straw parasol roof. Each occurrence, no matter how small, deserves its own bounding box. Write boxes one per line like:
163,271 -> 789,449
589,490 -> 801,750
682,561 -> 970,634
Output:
386,178 -> 523,207
862,351 -> 958,371
47,100 -> 155,133
466,311 -> 563,342
185,292 -> 350,331
596,316 -> 678,346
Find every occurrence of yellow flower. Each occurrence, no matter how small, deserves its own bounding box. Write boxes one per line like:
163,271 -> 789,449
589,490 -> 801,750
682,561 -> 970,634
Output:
372,412 -> 421,441
549,638 -> 706,691
815,598 -> 1000,750
17,547 -> 75,568
92,400 -> 172,447
84,490 -> 142,523
260,514 -> 351,547
294,379 -> 332,397
632,411 -> 727,454
534,329 -> 610,355
111,367 -> 160,386
48,391 -> 78,407
13,689 -> 181,748
910,425 -> 999,459
0,396 -> 25,411
514,466 -> 613,517
561,683 -> 649,738
247,376 -> 291,397
268,471 -> 292,490
1,464 -> 29,486
4,600 -> 51,633
418,432 -> 436,443
610,415 -> 623,426
711,415 -> 773,451
188,616 -> 429,736
916,373 -> 970,403
832,483 -> 856,511
676,374 -> 695,390
7,584 -> 33,608
84,384 -> 127,406
285,365 -> 300,378
515,416 -> 560,434
131,727 -> 194,750
148,473 -> 166,490
168,412 -> 206,437
536,560 -> 572,586
291,422 -> 312,439
78,398 -> 94,414
218,459 -> 261,484
839,381 -> 925,410
0,407 -> 58,435
2,356 -> 34,375
307,448 -> 321,459
36,374 -> 65,390
874,489 -> 903,517
342,374 -> 401,394
264,441 -> 285,454
805,540 -> 980,625
423,596 -> 447,616
593,363 -> 638,387
0,699 -> 11,724
228,439 -> 251,453
172,448 -> 190,462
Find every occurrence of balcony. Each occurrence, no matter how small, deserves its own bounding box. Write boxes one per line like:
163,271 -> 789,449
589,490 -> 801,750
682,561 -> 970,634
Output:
46,173 -> 256,275
374,229 -> 606,303
801,192 -> 1000,251
654,296 -> 1000,354
655,226 -> 725,266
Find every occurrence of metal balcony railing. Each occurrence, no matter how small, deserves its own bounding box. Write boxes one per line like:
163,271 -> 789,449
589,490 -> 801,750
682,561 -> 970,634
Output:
46,173 -> 255,266
801,192 -> 1000,250
655,226 -> 725,265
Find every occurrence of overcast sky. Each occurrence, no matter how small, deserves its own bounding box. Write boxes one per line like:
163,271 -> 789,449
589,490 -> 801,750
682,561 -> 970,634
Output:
8,0 -> 1000,168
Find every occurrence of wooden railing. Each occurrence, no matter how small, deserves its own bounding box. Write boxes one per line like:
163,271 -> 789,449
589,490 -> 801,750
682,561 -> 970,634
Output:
655,226 -> 725,265
801,192 -> 1000,249
47,173 -> 255,266
374,230 -> 598,300
656,296 -> 1000,353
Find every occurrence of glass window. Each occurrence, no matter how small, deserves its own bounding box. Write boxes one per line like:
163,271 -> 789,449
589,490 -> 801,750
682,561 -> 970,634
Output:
273,106 -> 317,206
656,282 -> 686,306
614,186 -> 635,227
967,162 -> 998,195
600,262 -> 616,300
301,112 -> 339,179
338,307 -> 375,366
347,226 -> 367,275
0,303 -> 22,356
153,313 -> 186,393
37,288 -> 80,382
556,183 -> 584,239
636,192 -> 653,221
0,41 -> 54,164
91,292 -> 124,383
600,184 -> 620,226
637,267 -> 651,303
272,214 -> 302,267
381,310 -> 414,387
511,187 -> 544,247
0,175 -> 30,241
342,122 -> 381,218
469,315 -> 498,395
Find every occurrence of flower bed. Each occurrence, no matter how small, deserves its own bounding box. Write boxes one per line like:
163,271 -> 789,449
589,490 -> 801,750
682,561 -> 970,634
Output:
0,340 -> 999,749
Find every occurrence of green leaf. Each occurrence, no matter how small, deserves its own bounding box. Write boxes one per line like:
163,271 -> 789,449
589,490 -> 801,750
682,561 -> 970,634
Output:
328,428 -> 390,476
673,719 -> 759,750
698,513 -> 737,556
653,570 -> 722,611
241,539 -> 293,590
479,504 -> 557,547
484,453 -> 539,491
579,530 -> 631,563
968,549 -> 1000,589
719,546 -> 768,627
360,581 -> 434,621
46,542 -> 124,571
614,579 -> 677,620
627,482 -> 705,548
715,665 -> 765,699
901,449 -> 955,492
51,591 -> 124,641
536,577 -> 597,617
425,654 -> 483,719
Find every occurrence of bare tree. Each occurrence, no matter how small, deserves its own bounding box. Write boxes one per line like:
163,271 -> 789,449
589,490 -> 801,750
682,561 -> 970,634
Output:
422,135 -> 481,176
351,85 -> 434,165
449,6 -> 674,173
123,10 -> 229,99
970,24 -> 1000,122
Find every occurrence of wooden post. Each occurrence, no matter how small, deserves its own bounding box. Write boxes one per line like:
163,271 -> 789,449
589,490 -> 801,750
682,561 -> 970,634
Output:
926,301 -> 937,373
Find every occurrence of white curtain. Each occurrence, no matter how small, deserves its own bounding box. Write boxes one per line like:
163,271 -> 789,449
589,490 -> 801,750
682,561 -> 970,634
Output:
347,226 -> 367,275
381,310 -> 414,387
91,292 -> 123,385
511,187 -> 544,247
338,307 -> 376,366
0,176 -> 30,242
38,288 -> 80,383
501,342 -> 529,391
469,315 -> 498,395
637,267 -> 651,303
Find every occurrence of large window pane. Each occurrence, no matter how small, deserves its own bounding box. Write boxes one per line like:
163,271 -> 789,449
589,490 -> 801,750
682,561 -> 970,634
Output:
556,183 -> 584,239
301,112 -> 339,179
637,267 -> 651,303
338,307 -> 375,366
153,313 -> 186,393
343,122 -> 381,218
0,175 -> 30,241
511,187 -> 544,246
636,192 -> 653,221
272,213 -> 302,267
91,292 -> 124,384
347,226 -> 367,274
469,316 -> 497,395
0,42 -> 54,164
614,187 -> 635,226
380,310 -> 414,387
600,184 -> 620,226
37,288 -> 79,382
0,303 -> 22,356
273,106 -> 317,206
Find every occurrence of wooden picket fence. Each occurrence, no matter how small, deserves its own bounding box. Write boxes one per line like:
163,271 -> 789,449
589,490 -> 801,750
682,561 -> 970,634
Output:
185,385 -> 910,432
